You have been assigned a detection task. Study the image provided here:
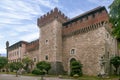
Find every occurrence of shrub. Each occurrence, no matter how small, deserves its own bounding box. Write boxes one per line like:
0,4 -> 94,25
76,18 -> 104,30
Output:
70,61 -> 82,77
32,68 -> 45,75
110,56 -> 120,75
36,61 -> 51,74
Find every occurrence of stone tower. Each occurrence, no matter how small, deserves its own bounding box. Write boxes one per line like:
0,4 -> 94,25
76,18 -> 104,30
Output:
6,41 -> 9,58
37,8 -> 68,74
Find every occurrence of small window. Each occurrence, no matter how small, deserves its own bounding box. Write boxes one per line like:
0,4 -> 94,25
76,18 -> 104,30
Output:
45,55 -> 48,60
33,58 -> 37,62
45,40 -> 48,44
70,49 -> 75,54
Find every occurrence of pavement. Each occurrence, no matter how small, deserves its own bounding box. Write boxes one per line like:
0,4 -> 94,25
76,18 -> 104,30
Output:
0,74 -> 75,80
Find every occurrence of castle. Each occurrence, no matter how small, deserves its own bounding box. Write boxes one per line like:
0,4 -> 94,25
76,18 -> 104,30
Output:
7,6 -> 119,75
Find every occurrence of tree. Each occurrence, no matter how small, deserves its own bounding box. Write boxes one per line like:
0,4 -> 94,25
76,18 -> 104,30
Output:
22,57 -> 34,73
110,56 -> 120,75
5,63 -> 10,73
70,61 -> 82,76
36,61 -> 51,74
32,68 -> 45,75
9,62 -> 23,77
0,57 -> 8,72
109,0 -> 120,40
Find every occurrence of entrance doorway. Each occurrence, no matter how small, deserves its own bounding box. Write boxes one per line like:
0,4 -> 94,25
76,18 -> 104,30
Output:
69,58 -> 76,75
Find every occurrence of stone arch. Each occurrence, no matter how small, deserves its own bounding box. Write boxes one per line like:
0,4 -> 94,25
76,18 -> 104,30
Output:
70,58 -> 76,64
68,57 -> 77,75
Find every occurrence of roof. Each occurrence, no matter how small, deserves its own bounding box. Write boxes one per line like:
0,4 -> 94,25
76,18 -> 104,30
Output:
8,41 -> 28,49
63,6 -> 107,26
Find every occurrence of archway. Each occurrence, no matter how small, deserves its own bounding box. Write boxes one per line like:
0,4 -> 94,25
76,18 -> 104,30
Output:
69,58 -> 76,75
70,58 -> 76,64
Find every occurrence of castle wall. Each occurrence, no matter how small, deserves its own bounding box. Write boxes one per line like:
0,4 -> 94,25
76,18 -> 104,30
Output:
7,6 -> 118,75
62,26 -> 107,75
39,20 -> 63,61
38,19 -> 64,74
8,43 -> 26,62
26,49 -> 39,68
63,7 -> 109,36
103,25 -> 118,74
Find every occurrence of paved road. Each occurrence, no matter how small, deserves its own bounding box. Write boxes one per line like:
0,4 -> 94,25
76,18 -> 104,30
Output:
0,74 -> 75,80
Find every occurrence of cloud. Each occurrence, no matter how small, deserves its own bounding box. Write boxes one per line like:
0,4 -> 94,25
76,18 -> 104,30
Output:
0,48 -> 6,54
19,32 -> 39,41
87,0 -> 113,7
0,35 -> 4,40
37,0 -> 59,9
67,9 -> 84,18
0,0 -> 44,25
12,24 -> 38,32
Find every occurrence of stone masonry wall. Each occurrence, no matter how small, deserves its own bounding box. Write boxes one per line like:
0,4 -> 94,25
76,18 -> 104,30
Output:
26,49 -> 39,68
38,19 -> 64,74
39,18 -> 63,62
62,26 -> 107,75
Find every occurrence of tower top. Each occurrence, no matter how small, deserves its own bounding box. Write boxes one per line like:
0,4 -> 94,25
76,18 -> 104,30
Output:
37,7 -> 69,27
6,41 -> 9,48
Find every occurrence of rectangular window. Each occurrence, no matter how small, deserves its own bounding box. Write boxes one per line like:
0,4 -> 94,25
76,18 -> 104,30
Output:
45,40 -> 49,44
45,55 -> 48,60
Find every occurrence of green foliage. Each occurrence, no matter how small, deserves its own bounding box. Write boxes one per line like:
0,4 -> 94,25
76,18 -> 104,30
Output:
22,57 -> 33,65
32,68 -> 45,75
70,61 -> 82,77
109,0 -> 120,39
9,62 -> 23,71
36,61 -> 51,74
110,56 -> 120,75
5,63 -> 10,73
0,57 -> 8,69
22,57 -> 33,73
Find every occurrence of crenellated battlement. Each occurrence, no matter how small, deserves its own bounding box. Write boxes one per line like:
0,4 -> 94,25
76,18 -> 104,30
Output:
26,39 -> 39,52
62,6 -> 109,37
37,7 -> 69,27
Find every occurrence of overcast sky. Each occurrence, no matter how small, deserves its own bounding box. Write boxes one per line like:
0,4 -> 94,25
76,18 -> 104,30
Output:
0,0 -> 113,55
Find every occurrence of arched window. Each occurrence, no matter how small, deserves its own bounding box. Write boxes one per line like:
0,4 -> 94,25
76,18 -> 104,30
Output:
70,49 -> 75,54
